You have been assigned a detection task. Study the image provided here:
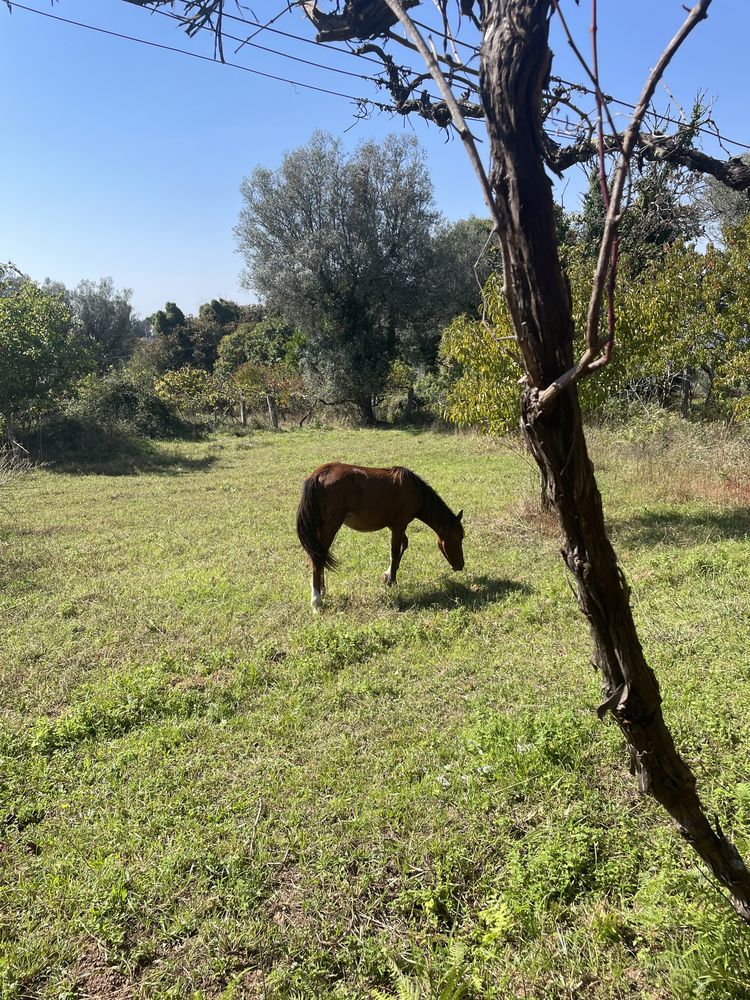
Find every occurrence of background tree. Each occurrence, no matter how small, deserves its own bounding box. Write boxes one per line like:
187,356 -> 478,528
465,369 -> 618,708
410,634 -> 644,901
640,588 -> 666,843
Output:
192,298 -> 241,369
430,216 -> 494,323
70,277 -> 142,370
150,298 -> 250,371
0,267 -> 86,453
235,130 -> 440,423
394,214 -> 498,401
576,159 -> 702,276
150,301 -> 192,370
215,314 -> 301,373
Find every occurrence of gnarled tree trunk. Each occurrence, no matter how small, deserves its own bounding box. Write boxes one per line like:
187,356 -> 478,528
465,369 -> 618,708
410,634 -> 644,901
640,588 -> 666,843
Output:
481,0 -> 750,921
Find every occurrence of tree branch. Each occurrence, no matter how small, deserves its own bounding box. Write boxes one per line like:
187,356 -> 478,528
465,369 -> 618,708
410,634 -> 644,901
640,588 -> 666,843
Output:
376,0 -> 503,233
546,131 -> 750,190
301,0 -> 420,42
538,0 -> 714,412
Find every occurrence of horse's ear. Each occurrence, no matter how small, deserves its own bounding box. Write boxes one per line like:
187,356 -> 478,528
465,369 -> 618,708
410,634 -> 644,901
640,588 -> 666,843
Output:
457,509 -> 463,522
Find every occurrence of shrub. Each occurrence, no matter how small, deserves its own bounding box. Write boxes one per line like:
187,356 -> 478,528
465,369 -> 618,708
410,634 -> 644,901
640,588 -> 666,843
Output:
155,366 -> 224,418
65,369 -> 183,439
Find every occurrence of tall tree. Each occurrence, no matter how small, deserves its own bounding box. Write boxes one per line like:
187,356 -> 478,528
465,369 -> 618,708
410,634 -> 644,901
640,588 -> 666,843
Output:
150,301 -> 193,370
193,298 -> 242,369
577,161 -> 702,275
235,131 -> 439,423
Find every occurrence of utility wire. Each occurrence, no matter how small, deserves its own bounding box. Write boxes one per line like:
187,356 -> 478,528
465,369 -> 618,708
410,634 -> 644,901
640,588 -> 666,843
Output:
122,0 -> 392,67
9,2 -> 750,152
123,2 -> 750,150
129,1 -> 380,83
8,2 -> 376,102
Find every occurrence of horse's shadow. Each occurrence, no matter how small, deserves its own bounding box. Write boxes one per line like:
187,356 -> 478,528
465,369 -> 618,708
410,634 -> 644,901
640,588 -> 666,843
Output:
395,574 -> 530,611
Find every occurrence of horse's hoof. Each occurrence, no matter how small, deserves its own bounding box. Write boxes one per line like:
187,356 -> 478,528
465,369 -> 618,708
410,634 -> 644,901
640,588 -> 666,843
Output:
382,573 -> 396,587
311,596 -> 323,613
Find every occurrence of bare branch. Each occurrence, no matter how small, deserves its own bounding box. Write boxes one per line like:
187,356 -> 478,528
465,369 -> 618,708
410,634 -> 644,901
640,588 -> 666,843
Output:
546,129 -> 750,190
377,0 -> 503,232
538,0 -> 714,411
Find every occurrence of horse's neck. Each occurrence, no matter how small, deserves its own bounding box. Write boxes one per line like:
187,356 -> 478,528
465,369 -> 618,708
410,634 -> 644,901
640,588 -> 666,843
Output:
417,495 -> 450,536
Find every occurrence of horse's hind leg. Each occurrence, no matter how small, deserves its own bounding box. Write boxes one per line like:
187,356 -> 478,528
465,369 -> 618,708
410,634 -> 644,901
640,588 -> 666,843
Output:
310,519 -> 341,611
383,529 -> 408,586
311,564 -> 324,612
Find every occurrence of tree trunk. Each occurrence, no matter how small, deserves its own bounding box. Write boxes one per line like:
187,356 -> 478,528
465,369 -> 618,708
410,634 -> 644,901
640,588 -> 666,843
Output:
481,0 -> 750,921
239,390 -> 247,427
358,395 -> 377,426
680,368 -> 692,418
404,384 -> 416,420
3,410 -> 25,462
266,393 -> 279,430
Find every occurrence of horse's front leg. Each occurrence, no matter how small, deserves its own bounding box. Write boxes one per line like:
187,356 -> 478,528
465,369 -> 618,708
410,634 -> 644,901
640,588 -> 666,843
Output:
383,530 -> 408,586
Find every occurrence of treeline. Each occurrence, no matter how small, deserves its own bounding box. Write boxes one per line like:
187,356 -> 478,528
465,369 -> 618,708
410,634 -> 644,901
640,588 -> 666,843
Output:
2,131 -> 493,455
0,270 -> 304,455
3,133 -> 749,458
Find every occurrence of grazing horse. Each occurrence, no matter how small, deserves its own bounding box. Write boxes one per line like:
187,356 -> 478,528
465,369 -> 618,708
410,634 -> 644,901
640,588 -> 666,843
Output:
296,462 -> 464,611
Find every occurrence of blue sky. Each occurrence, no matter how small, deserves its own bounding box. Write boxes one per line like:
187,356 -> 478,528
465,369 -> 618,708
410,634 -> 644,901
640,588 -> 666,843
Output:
2,1 -> 748,317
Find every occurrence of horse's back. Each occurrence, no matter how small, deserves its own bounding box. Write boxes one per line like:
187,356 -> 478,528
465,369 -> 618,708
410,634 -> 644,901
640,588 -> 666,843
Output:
308,461 -> 403,480
303,463 -> 421,529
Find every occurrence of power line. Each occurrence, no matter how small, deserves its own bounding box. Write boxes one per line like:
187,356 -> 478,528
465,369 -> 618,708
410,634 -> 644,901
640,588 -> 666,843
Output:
130,1 -> 380,84
8,2 -> 374,103
128,2 -> 750,151
9,2 -> 750,153
123,0 -> 392,68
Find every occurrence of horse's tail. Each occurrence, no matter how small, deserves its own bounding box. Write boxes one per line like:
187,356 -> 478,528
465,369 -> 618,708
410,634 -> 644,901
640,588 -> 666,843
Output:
296,474 -> 337,571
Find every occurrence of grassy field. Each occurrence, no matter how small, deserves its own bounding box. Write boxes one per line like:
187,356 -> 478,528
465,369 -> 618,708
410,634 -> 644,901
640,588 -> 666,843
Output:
1,424 -> 750,999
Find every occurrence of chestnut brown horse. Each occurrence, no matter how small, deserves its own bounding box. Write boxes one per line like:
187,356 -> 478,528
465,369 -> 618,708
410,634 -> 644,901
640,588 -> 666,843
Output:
296,463 -> 464,610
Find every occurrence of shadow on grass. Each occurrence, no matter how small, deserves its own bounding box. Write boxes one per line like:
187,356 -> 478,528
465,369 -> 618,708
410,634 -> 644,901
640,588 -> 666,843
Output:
389,422 -> 455,436
397,574 -> 531,611
46,440 -> 218,477
611,507 -> 750,547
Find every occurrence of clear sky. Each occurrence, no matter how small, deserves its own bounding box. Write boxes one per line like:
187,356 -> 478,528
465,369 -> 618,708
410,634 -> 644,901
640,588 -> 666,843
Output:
2,1 -> 748,318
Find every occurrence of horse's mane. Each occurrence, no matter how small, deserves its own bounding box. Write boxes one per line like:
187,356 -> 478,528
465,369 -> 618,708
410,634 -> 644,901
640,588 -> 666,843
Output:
396,467 -> 456,528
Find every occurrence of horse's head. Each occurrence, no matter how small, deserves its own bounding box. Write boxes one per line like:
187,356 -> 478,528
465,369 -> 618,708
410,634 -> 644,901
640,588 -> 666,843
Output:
438,509 -> 464,571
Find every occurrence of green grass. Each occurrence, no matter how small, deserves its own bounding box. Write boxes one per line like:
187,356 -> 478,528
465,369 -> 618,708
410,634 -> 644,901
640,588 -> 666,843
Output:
1,425 -> 749,999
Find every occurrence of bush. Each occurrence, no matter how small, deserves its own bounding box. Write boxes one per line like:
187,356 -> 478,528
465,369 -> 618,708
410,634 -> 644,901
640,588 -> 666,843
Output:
65,370 -> 184,439
155,366 -> 224,418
